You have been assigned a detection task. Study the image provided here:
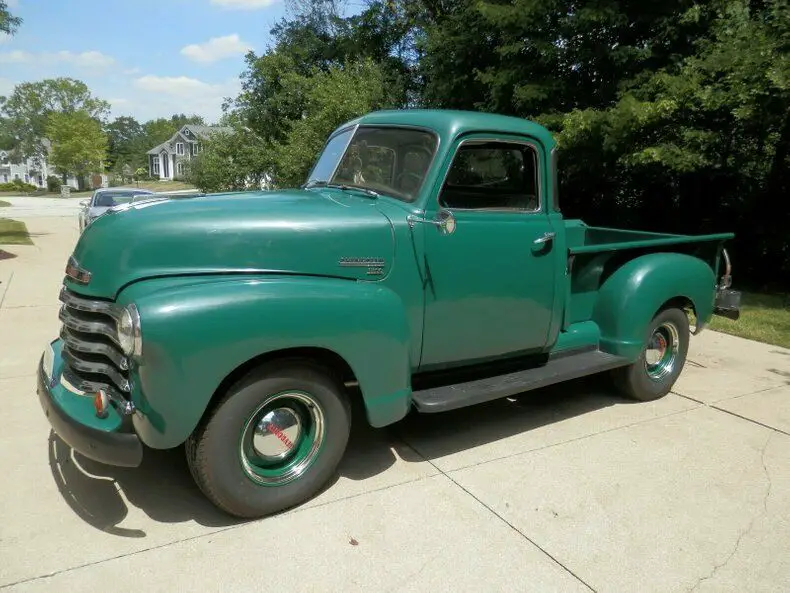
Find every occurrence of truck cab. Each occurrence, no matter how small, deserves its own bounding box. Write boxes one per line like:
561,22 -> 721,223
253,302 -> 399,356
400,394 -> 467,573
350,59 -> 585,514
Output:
37,109 -> 741,518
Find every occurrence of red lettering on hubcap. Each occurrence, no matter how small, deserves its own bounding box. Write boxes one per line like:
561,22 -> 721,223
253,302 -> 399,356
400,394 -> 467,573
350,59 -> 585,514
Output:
265,422 -> 295,449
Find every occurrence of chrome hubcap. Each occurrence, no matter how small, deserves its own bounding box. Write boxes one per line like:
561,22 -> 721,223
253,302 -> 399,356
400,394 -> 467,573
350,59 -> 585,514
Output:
253,408 -> 302,462
645,322 -> 680,380
240,392 -> 325,486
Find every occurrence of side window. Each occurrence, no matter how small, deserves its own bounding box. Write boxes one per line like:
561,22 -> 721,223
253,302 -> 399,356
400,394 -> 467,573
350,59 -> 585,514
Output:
439,141 -> 539,211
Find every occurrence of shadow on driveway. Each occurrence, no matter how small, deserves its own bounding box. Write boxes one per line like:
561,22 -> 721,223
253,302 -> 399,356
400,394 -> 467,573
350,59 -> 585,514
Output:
47,375 -> 626,536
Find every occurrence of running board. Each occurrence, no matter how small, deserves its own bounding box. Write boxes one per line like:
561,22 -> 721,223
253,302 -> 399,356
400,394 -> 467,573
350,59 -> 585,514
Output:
412,350 -> 630,413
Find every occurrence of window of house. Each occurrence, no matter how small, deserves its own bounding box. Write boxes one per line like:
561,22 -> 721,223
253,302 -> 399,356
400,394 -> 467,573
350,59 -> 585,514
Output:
176,143 -> 184,155
2,175 -> 7,183
192,143 -> 198,156
152,156 -> 160,174
176,161 -> 184,175
438,141 -> 539,211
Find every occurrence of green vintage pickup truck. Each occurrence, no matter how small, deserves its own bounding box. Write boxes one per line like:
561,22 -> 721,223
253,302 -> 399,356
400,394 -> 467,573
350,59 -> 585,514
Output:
38,109 -> 741,518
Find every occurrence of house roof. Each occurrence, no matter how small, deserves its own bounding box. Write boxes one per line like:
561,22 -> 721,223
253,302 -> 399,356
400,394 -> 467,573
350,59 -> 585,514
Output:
147,125 -> 233,155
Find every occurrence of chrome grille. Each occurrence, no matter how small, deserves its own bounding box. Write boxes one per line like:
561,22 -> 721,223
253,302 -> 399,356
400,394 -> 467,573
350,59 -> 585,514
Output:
58,287 -> 130,395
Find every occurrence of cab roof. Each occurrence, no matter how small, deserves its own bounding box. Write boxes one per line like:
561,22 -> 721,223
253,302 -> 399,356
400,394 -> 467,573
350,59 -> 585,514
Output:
339,109 -> 556,151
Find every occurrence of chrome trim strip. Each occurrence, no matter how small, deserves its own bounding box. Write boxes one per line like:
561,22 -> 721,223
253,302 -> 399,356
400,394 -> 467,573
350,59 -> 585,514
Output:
60,326 -> 129,370
59,287 -> 121,320
60,368 -> 135,415
127,303 -> 143,357
59,306 -> 121,347
62,347 -> 130,392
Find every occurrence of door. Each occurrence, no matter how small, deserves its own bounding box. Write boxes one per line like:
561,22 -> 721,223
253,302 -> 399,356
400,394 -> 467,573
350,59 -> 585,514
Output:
419,136 -> 558,369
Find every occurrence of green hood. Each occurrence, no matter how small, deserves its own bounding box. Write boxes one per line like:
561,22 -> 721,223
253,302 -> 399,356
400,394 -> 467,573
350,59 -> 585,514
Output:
65,189 -> 396,298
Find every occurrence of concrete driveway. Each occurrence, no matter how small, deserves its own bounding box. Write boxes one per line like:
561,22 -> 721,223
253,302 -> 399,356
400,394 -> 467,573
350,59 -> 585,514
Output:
2,216 -> 790,592
0,196 -> 83,218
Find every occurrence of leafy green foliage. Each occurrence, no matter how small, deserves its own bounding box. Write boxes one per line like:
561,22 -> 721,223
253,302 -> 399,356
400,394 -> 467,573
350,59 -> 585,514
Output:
0,180 -> 37,193
45,111 -> 108,185
46,176 -> 61,192
271,59 -> 395,186
0,78 -> 110,160
0,0 -> 22,35
186,132 -> 269,193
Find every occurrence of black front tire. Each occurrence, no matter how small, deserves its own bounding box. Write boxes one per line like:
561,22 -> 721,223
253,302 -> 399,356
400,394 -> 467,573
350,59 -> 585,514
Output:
186,361 -> 351,519
612,307 -> 690,402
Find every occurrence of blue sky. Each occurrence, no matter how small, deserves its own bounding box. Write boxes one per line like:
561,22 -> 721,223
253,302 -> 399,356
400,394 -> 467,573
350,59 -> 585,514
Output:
0,0 -> 318,123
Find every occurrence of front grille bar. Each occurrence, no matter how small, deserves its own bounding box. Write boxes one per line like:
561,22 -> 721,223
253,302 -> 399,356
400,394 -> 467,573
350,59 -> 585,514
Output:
59,326 -> 129,370
61,367 -> 135,415
58,306 -> 121,347
62,347 -> 131,392
59,287 -> 121,319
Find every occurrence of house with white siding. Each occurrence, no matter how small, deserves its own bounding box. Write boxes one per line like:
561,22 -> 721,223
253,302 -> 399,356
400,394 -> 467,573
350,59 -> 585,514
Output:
0,140 -> 105,189
146,124 -> 232,180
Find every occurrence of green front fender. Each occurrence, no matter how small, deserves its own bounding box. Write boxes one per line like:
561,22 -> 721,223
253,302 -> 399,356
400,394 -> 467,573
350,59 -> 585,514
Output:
592,253 -> 716,360
117,275 -> 412,449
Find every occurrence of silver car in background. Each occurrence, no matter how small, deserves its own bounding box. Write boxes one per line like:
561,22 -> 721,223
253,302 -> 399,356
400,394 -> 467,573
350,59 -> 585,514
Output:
78,188 -> 155,232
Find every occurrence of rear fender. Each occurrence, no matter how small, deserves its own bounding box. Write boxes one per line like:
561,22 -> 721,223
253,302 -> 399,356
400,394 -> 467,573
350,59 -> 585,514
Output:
592,253 -> 715,360
117,275 -> 411,449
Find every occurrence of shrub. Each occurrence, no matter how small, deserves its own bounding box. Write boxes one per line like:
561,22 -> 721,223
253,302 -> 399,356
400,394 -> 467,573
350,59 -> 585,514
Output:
46,176 -> 61,192
0,181 -> 37,193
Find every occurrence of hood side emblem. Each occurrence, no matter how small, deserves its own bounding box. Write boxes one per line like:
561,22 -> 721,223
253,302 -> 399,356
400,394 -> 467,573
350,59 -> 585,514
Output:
339,257 -> 386,276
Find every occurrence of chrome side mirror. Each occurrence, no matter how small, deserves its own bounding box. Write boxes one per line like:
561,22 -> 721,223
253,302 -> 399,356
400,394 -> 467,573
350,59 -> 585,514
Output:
407,209 -> 457,236
434,209 -> 456,235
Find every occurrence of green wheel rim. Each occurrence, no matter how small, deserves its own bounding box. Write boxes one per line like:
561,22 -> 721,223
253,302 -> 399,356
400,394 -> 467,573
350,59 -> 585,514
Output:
239,391 -> 325,486
644,322 -> 680,381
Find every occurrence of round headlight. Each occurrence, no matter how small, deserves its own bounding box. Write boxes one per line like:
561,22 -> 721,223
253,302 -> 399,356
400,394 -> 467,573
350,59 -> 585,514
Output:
116,304 -> 141,357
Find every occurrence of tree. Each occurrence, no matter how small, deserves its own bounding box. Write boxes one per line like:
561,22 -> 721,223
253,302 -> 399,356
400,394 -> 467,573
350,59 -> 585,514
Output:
46,111 -> 108,190
0,0 -> 22,36
105,116 -> 145,172
272,59 -> 396,186
141,114 -> 205,148
187,127 -> 273,192
0,78 -> 110,160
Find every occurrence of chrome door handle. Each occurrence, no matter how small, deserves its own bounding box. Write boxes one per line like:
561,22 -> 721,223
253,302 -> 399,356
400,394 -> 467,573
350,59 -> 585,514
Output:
533,231 -> 555,245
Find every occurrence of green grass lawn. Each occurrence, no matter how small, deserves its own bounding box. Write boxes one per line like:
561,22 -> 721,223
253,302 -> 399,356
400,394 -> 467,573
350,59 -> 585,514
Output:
0,200 -> 9,207
2,180 -> 198,200
66,180 -> 198,199
706,291 -> 790,349
0,218 -> 33,245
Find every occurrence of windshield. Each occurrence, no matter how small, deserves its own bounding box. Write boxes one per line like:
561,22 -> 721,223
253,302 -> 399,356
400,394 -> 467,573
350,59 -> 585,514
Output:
306,126 -> 438,202
93,190 -> 151,207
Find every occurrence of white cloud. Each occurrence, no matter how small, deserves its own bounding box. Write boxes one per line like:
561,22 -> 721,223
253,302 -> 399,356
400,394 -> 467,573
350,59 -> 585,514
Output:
123,67 -> 142,75
6,0 -> 19,8
180,34 -> 252,64
0,33 -> 11,45
125,75 -> 239,122
0,49 -> 115,70
210,0 -> 280,10
134,75 -> 218,95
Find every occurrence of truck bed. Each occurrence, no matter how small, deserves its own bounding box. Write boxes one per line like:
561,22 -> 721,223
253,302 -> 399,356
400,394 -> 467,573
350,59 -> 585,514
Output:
562,220 -> 734,329
565,221 -> 733,255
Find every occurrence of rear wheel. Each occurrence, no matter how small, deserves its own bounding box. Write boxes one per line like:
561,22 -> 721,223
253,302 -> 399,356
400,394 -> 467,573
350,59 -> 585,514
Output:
612,307 -> 690,402
186,361 -> 351,518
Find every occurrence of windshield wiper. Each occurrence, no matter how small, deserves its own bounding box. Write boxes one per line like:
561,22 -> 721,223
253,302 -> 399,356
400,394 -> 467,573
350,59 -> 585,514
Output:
303,180 -> 379,199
